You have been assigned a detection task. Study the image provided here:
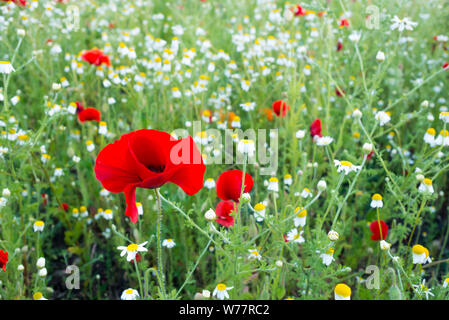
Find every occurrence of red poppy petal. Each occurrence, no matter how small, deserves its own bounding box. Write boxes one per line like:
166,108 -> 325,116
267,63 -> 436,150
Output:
124,184 -> 138,223
216,170 -> 254,202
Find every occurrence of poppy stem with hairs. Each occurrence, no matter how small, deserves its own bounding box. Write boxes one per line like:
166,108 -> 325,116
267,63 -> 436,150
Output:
377,208 -> 383,241
155,189 -> 167,299
237,154 -> 248,231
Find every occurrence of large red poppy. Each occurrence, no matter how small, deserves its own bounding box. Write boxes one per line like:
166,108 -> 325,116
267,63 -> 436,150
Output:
309,118 -> 322,138
272,100 -> 290,117
369,220 -> 388,241
76,102 -> 101,122
81,49 -> 111,67
95,129 -> 206,223
215,200 -> 238,228
0,250 -> 8,272
216,170 -> 253,203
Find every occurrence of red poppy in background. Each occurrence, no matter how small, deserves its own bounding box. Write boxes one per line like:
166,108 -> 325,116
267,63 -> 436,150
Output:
340,18 -> 349,27
369,220 -> 389,241
272,100 -> 290,117
81,49 -> 111,67
76,102 -> 101,122
337,41 -> 343,51
2,0 -> 26,6
0,250 -> 8,272
443,62 -> 449,70
293,4 -> 306,16
95,129 -> 206,223
216,170 -> 254,203
309,118 -> 322,138
41,193 -> 48,206
61,203 -> 69,212
215,200 -> 238,227
336,88 -> 345,97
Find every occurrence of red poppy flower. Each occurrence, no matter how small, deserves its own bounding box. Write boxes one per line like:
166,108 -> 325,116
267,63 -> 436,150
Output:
369,220 -> 388,241
94,129 -> 206,223
339,19 -> 349,27
61,203 -> 69,212
216,170 -> 254,203
272,100 -> 290,117
443,62 -> 449,70
366,150 -> 375,161
131,253 -> 142,264
0,250 -> 8,272
2,0 -> 26,6
336,88 -> 345,97
76,102 -> 101,122
81,49 -> 111,67
41,193 -> 48,206
309,118 -> 322,138
215,200 -> 237,228
337,41 -> 343,51
293,4 -> 306,16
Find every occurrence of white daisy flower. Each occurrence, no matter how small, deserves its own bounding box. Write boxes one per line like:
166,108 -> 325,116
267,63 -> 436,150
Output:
117,242 -> 148,261
162,238 -> 176,248
213,283 -> 233,300
286,228 -> 305,244
121,288 -> 140,300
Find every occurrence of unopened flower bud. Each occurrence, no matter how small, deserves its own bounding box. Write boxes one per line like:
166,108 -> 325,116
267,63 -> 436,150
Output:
352,109 -> 362,119
36,257 -> 46,269
275,260 -> 283,268
416,174 -> 425,182
38,268 -> 47,277
241,193 -> 251,203
317,180 -> 327,191
380,240 -> 391,251
204,208 -> 216,221
363,143 -> 373,154
328,230 -> 339,241
376,51 -> 385,62
421,100 -> 429,108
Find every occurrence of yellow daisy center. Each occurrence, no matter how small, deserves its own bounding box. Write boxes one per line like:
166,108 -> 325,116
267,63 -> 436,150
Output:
127,244 -> 139,252
372,193 -> 382,201
33,292 -> 43,300
216,283 -> 227,291
340,161 -> 353,167
334,283 -> 351,297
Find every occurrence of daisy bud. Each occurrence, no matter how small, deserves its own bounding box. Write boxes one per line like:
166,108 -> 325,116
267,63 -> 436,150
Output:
275,260 -> 283,268
352,109 -> 362,119
2,188 -> 10,197
17,29 -> 26,37
194,293 -> 204,300
362,143 -> 373,154
380,240 -> 391,251
204,208 -> 216,221
296,130 -> 306,139
376,51 -> 385,62
317,180 -> 327,191
202,290 -> 211,298
52,83 -> 62,91
241,193 -> 251,203
421,100 -> 429,108
36,257 -> 46,269
17,264 -> 24,272
38,267 -> 48,277
416,174 -> 425,182
328,230 -> 339,241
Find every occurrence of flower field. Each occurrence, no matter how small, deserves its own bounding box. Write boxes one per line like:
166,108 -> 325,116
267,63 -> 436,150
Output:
1,0 -> 449,301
